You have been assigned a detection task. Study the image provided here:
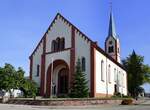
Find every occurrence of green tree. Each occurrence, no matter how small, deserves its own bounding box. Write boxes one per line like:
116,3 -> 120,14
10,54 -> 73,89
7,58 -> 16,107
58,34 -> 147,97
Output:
122,51 -> 150,97
0,64 -> 17,97
0,67 -> 5,91
0,63 -> 38,98
20,79 -> 37,98
69,58 -> 89,98
16,67 -> 25,89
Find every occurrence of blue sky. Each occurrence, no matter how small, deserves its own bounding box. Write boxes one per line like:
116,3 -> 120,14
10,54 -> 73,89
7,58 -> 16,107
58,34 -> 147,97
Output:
0,0 -> 150,92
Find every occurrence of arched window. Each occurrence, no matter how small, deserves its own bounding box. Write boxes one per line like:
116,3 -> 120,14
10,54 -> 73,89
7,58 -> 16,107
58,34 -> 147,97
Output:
60,38 -> 65,50
36,64 -> 40,77
118,48 -> 120,53
114,68 -> 117,82
51,37 -> 65,52
81,57 -> 86,71
101,60 -> 104,81
118,71 -> 121,86
56,37 -> 60,51
108,65 -> 111,83
51,40 -> 56,52
122,73 -> 124,87
108,46 -> 114,53
109,41 -> 113,45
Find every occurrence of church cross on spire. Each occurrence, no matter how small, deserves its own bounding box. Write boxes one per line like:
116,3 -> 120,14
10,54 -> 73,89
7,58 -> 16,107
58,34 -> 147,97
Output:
108,0 -> 117,39
109,0 -> 112,12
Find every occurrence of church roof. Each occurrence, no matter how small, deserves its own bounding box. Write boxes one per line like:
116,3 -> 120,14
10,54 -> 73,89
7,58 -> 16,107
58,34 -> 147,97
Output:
108,12 -> 117,39
30,13 -> 125,71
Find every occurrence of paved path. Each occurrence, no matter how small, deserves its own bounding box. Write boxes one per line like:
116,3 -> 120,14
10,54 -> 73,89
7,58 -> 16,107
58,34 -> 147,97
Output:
0,100 -> 150,110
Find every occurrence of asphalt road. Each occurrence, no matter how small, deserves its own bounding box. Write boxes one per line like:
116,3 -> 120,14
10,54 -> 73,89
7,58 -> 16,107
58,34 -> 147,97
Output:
0,100 -> 150,110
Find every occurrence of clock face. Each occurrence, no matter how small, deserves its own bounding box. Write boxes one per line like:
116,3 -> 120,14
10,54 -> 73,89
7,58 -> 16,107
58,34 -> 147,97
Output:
109,41 -> 113,45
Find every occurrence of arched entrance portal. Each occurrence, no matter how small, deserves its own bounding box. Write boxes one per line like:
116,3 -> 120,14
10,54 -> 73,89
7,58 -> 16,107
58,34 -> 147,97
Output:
58,68 -> 69,94
46,60 -> 69,97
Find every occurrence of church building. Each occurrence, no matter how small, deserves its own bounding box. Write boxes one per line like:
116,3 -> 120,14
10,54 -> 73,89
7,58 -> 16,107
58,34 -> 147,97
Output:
29,12 -> 127,97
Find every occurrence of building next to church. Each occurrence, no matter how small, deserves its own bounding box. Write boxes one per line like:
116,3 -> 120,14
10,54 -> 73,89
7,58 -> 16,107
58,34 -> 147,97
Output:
29,12 -> 127,97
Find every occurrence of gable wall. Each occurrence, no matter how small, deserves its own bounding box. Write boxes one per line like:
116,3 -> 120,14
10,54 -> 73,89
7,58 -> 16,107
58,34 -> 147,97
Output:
44,16 -> 72,93
46,16 -> 71,53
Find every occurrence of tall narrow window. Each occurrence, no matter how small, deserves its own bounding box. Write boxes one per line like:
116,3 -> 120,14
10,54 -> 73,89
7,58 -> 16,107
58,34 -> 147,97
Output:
122,73 -> 124,87
101,60 -> 104,81
82,57 -> 86,71
108,65 -> 111,83
56,37 -> 60,51
37,64 -> 40,77
108,46 -> 114,53
118,71 -> 121,86
114,68 -> 117,82
109,41 -> 113,45
51,40 -> 55,52
60,38 -> 65,50
118,48 -> 120,53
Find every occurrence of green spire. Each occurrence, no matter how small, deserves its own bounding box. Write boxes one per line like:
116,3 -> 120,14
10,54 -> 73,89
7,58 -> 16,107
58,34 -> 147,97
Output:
108,11 -> 117,38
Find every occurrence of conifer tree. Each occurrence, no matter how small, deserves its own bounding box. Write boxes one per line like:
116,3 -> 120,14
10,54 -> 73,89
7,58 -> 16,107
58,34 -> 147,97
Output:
122,50 -> 150,97
69,58 -> 89,98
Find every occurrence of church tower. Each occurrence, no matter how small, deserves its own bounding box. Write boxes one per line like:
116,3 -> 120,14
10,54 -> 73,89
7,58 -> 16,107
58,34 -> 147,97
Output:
105,11 -> 121,63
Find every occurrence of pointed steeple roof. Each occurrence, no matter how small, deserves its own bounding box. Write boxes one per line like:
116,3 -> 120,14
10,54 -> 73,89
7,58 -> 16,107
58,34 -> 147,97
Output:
108,11 -> 117,39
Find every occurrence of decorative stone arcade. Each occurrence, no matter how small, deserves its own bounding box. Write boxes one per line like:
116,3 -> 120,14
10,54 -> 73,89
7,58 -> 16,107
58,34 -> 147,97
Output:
46,60 -> 69,97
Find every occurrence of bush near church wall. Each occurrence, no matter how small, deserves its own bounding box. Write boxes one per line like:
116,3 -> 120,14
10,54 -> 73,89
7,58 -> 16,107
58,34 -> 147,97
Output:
121,99 -> 133,105
4,98 -> 133,106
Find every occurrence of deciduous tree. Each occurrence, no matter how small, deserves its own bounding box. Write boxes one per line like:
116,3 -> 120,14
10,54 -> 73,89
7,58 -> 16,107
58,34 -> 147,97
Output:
0,63 -> 37,98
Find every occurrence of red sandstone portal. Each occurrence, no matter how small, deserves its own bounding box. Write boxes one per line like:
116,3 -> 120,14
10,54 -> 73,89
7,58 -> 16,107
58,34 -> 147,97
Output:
46,59 -> 69,97
58,68 -> 69,95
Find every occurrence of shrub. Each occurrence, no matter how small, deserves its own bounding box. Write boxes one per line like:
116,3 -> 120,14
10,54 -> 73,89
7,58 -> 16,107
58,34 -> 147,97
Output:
121,99 -> 133,105
57,94 -> 69,98
114,92 -> 121,97
122,95 -> 132,98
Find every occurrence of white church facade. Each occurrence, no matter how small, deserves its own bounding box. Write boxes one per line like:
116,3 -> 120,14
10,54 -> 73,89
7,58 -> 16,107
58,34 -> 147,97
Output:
29,12 -> 127,97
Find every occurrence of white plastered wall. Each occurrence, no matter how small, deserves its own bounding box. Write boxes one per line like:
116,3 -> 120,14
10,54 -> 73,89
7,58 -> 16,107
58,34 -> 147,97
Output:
32,41 -> 43,87
75,30 -> 91,91
95,49 -> 127,96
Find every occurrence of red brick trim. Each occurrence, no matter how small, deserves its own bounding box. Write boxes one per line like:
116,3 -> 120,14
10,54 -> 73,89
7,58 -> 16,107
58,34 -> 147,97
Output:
40,55 -> 45,96
69,26 -> 76,89
40,36 -> 46,96
29,56 -> 33,80
90,42 -> 96,97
